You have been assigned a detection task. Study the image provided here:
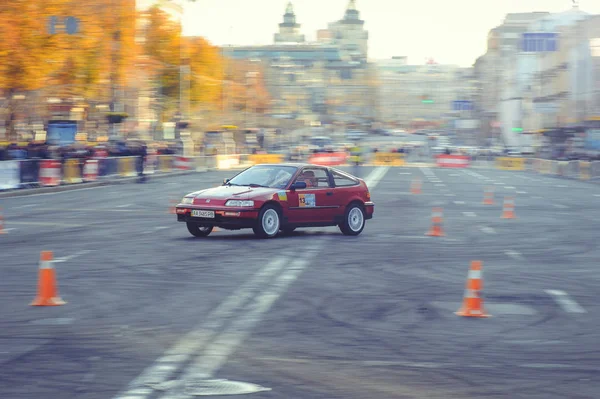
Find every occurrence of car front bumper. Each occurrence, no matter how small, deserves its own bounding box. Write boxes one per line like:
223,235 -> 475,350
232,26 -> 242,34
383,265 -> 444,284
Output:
176,206 -> 259,229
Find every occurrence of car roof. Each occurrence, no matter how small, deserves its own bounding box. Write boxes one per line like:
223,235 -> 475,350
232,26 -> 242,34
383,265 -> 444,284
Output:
253,162 -> 333,169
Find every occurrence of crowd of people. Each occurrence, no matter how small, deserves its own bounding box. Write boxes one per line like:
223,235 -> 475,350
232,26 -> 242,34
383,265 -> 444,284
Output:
0,140 -> 178,162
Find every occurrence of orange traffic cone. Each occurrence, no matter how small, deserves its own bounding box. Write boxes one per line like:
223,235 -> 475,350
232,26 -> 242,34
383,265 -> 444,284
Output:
501,196 -> 516,219
483,187 -> 495,205
31,251 -> 66,306
169,197 -> 178,214
0,207 -> 6,234
410,178 -> 422,194
456,260 -> 490,318
425,207 -> 445,237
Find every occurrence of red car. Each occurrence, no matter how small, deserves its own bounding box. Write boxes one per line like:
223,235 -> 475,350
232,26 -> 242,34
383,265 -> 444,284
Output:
176,163 -> 374,238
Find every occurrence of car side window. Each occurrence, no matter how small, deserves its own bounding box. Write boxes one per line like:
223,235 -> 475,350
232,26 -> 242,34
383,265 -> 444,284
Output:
332,170 -> 359,187
294,168 -> 331,188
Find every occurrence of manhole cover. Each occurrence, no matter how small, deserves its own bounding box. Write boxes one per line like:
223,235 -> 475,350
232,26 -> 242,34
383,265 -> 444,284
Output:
184,379 -> 271,396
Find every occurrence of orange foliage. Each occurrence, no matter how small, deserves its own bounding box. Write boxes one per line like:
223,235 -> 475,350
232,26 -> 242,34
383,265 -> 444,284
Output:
0,0 -> 136,99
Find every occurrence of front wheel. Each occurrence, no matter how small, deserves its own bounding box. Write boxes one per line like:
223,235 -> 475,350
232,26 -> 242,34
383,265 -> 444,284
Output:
253,205 -> 281,238
339,203 -> 365,236
187,223 -> 213,237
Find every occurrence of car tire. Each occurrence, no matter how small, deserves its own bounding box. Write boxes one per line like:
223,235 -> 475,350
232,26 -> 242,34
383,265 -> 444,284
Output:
187,223 -> 213,237
253,205 -> 281,238
339,202 -> 365,236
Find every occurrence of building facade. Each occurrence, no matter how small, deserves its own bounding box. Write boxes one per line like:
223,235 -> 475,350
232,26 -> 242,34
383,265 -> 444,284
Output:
224,0 -> 376,127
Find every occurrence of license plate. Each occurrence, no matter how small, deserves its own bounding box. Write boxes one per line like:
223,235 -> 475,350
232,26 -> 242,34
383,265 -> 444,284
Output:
191,210 -> 215,218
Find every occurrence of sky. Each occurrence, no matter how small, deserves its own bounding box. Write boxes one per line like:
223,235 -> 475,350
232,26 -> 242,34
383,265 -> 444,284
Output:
139,0 -> 600,67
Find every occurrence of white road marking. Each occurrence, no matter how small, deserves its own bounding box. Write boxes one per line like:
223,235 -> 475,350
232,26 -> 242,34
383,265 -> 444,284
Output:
480,226 -> 496,234
116,204 -> 133,208
435,184 -> 445,187
453,201 -> 465,205
54,250 -> 93,263
6,221 -> 83,228
449,174 -> 460,177
532,196 -> 543,199
2,228 -> 16,232
444,193 -> 455,197
462,212 -> 476,217
553,204 -> 568,209
504,186 -> 516,190
398,172 -> 411,175
0,185 -> 109,198
594,194 -> 600,197
504,250 -> 524,260
167,256 -> 316,396
517,191 -> 528,194
365,166 -> 390,188
545,290 -> 587,314
111,256 -> 292,399
555,185 -> 568,188
13,204 -> 38,209
493,182 -> 503,185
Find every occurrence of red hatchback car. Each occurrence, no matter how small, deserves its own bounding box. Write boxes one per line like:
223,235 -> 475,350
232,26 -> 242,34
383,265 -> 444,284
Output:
176,163 -> 374,238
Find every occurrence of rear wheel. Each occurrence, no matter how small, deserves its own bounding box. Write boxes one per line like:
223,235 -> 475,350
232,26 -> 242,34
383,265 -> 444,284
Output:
253,205 -> 281,238
339,203 -> 365,236
187,223 -> 213,237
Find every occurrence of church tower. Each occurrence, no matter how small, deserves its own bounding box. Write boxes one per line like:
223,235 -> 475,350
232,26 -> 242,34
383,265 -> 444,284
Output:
274,2 -> 305,43
328,0 -> 369,61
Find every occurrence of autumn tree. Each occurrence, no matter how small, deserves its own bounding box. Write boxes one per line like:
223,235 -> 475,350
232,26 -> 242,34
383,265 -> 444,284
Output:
0,0 -> 137,139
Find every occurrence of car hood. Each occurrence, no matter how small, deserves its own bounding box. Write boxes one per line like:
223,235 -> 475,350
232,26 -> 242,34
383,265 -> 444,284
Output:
186,185 -> 280,203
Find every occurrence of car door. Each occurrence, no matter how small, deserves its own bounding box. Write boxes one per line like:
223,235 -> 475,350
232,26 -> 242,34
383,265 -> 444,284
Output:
286,166 -> 340,224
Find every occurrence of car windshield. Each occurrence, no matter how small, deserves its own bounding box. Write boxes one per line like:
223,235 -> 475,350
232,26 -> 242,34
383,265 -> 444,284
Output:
227,165 -> 297,189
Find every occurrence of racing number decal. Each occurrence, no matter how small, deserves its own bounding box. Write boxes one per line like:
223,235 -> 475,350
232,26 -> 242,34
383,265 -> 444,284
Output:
298,193 -> 316,207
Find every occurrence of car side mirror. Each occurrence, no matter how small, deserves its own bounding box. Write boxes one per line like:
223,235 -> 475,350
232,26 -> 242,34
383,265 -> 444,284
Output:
290,181 -> 307,190
223,178 -> 230,185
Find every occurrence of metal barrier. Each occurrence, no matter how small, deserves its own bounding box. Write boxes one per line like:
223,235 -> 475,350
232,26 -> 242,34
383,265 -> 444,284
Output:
6,152 -> 600,193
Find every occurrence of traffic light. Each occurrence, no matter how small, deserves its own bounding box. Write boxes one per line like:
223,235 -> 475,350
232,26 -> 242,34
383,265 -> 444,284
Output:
422,99 -> 434,104
511,127 -> 523,133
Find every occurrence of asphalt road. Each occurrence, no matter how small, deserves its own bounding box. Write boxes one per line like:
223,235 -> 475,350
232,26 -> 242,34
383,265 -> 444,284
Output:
0,165 -> 598,399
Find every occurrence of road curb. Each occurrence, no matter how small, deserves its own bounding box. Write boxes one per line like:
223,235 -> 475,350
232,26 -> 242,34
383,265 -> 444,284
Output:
0,170 -> 200,198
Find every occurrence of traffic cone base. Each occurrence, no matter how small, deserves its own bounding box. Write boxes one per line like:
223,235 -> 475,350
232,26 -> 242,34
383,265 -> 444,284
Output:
31,251 -> 65,307
426,226 -> 445,237
455,309 -> 490,318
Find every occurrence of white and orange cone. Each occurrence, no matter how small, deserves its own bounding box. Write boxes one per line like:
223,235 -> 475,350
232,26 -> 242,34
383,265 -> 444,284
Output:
425,207 -> 445,237
456,260 -> 490,318
31,251 -> 66,306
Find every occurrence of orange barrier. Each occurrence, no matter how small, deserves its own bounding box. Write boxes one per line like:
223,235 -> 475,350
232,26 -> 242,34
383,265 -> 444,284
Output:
456,260 -> 490,318
39,160 -> 61,186
410,178 -> 422,194
83,159 -> 99,182
169,196 -> 179,214
31,251 -> 66,306
426,207 -> 445,237
501,196 -> 515,219
483,186 -> 494,205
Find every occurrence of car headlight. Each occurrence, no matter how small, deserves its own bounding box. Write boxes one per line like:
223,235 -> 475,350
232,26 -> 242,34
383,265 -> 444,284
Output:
181,197 -> 194,204
225,200 -> 254,207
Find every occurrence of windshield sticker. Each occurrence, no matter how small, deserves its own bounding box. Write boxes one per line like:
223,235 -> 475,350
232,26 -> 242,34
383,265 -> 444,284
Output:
277,191 -> 288,201
299,193 -> 316,207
